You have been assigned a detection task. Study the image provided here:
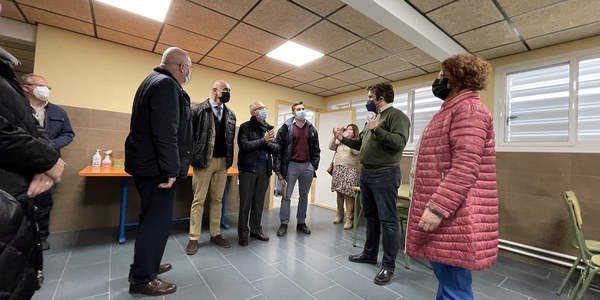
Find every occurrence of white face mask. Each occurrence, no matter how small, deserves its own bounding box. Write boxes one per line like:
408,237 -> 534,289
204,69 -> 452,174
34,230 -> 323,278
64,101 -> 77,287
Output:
33,86 -> 50,101
183,64 -> 191,85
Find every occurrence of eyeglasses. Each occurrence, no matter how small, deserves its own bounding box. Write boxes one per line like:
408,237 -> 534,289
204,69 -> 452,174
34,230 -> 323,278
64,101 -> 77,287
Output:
26,84 -> 52,90
253,106 -> 267,112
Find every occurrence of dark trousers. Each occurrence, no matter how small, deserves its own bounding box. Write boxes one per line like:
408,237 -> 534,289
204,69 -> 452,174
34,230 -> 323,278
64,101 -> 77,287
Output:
360,166 -> 401,271
129,176 -> 176,285
33,185 -> 55,240
238,165 -> 269,238
431,261 -> 473,300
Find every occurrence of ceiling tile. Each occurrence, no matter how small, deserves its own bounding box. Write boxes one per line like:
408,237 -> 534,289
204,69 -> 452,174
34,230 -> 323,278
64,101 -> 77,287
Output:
327,5 -> 385,37
332,85 -> 361,93
354,77 -> 389,89
200,56 -> 243,73
243,0 -> 320,38
294,84 -> 325,94
329,40 -> 389,66
406,0 -> 453,13
511,0 -> 600,39
154,43 -> 204,63
454,21 -> 521,53
94,2 -> 161,40
318,90 -> 337,97
420,62 -> 442,73
361,56 -> 413,76
97,26 -> 154,51
247,56 -> 295,74
397,48 -> 438,66
16,0 -> 91,22
237,67 -> 276,81
496,0 -> 563,17
384,68 -> 427,82
293,20 -> 361,54
205,42 -> 261,65
475,42 -> 528,59
290,0 -> 345,17
309,76 -> 347,90
302,56 -> 353,75
427,0 -> 503,35
1,0 -> 25,21
166,0 -> 237,40
527,21 -> 600,49
158,25 -> 217,55
331,67 -> 378,84
189,0 -> 259,19
367,30 -> 415,54
223,23 -> 285,54
19,5 -> 94,36
281,68 -> 324,82
267,76 -> 302,88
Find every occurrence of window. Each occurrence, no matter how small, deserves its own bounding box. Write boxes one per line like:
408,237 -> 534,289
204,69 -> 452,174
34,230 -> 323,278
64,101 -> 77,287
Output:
328,85 -> 440,150
495,50 -> 600,152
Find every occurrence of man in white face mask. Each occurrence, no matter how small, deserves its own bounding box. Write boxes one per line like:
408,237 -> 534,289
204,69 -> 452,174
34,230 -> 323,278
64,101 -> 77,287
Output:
21,74 -> 75,251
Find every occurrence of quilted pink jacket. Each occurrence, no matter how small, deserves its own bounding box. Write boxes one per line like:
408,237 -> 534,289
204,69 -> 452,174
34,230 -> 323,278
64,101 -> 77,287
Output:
406,90 -> 498,271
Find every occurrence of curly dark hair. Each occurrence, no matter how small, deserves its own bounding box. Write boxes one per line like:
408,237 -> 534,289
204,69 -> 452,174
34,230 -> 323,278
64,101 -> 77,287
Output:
442,54 -> 491,92
367,83 -> 394,103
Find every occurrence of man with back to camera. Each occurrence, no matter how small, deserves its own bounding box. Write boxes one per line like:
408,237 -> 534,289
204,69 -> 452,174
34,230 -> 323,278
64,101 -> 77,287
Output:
273,101 -> 320,236
21,73 -> 75,251
237,101 -> 278,246
334,83 -> 410,285
125,47 -> 193,296
185,79 -> 236,254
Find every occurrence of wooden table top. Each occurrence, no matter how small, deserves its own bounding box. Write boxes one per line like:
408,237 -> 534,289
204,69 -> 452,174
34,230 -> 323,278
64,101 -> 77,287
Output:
79,166 -> 239,177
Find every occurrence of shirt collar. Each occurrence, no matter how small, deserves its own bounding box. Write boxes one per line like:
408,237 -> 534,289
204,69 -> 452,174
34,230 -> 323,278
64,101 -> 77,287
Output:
209,99 -> 221,109
380,102 -> 393,112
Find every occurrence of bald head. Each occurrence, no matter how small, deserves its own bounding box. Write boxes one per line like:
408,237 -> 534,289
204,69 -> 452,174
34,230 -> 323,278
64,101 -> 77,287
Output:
211,80 -> 231,104
159,47 -> 191,85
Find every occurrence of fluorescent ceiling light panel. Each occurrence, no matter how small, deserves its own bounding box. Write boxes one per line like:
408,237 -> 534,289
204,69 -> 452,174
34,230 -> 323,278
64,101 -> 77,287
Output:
96,0 -> 171,22
266,41 -> 324,66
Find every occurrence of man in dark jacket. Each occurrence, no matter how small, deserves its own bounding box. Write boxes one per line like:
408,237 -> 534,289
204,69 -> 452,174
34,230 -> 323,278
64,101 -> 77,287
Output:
0,43 -> 64,299
124,47 -> 193,296
273,101 -> 320,237
21,74 -> 75,250
186,80 -> 236,255
237,101 -> 278,246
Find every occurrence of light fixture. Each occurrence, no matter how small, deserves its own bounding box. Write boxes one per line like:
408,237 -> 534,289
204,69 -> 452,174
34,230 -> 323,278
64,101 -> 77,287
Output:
266,41 -> 324,67
96,0 -> 171,22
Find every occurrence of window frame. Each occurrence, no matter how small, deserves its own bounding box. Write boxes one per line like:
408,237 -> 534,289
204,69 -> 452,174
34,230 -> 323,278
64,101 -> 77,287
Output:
494,47 -> 600,153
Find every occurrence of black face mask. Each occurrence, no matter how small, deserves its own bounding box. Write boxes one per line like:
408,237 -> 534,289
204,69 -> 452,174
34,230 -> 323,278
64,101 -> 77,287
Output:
432,77 -> 451,100
219,91 -> 230,103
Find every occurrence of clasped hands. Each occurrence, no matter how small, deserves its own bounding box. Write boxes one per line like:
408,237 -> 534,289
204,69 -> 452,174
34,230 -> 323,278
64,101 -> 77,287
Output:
27,158 -> 66,198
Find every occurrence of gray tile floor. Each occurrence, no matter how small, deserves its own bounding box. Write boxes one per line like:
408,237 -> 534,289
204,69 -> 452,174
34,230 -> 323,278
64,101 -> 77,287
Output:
33,205 -> 599,300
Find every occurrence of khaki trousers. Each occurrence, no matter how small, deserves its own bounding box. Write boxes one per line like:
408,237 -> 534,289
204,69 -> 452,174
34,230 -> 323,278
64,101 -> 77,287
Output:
189,157 -> 227,240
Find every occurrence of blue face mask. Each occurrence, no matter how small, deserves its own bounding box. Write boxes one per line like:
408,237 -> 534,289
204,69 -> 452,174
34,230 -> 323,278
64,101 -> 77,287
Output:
366,99 -> 377,112
257,108 -> 268,120
295,110 -> 306,121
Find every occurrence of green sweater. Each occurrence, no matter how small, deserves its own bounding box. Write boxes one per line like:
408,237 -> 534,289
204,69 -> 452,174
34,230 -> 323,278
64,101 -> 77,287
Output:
341,107 -> 410,167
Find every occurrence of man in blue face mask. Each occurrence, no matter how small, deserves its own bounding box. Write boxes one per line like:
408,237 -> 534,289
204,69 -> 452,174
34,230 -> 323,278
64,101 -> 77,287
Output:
236,101 -> 278,246
273,102 -> 321,237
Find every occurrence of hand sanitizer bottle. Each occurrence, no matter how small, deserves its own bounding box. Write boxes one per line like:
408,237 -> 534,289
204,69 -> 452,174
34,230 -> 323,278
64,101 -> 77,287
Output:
92,149 -> 102,167
101,150 -> 112,167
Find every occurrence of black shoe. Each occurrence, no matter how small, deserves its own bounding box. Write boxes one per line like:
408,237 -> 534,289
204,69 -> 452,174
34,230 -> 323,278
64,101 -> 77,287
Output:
374,267 -> 393,285
41,239 -> 50,251
239,237 -> 248,247
277,224 -> 288,236
250,232 -> 270,241
297,223 -> 311,234
348,253 -> 377,264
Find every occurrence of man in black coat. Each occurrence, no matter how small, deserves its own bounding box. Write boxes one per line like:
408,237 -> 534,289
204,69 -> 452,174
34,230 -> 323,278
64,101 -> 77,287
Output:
237,101 -> 278,246
124,47 -> 193,297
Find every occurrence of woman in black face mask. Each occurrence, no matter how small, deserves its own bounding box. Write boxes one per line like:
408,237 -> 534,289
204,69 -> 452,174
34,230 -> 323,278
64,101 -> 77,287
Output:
407,54 -> 498,300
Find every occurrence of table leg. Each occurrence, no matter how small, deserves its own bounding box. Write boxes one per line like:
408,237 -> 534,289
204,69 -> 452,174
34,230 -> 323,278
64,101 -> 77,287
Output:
220,176 -> 230,229
119,177 -> 128,244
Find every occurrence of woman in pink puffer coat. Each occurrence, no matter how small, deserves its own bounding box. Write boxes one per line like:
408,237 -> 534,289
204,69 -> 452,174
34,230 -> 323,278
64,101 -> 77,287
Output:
406,54 -> 498,300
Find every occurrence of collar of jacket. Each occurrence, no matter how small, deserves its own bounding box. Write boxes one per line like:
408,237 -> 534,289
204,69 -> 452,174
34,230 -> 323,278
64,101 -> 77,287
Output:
249,115 -> 274,130
441,90 -> 479,109
153,67 -> 183,88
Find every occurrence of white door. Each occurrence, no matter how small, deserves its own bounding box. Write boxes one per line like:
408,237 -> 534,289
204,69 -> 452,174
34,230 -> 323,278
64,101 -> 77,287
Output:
314,109 -> 353,209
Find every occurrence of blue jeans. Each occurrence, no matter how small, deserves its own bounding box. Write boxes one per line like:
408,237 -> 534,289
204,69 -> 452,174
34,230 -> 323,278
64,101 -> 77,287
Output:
360,166 -> 400,271
431,261 -> 473,300
280,161 -> 314,224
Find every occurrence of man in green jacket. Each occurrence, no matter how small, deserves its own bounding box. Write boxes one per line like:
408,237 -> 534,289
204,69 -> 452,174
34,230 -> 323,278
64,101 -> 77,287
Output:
334,83 -> 410,285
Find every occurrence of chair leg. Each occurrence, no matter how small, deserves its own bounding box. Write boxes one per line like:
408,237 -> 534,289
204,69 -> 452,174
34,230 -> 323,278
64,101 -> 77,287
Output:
574,268 -> 599,300
557,256 -> 582,295
352,191 -> 360,247
571,268 -> 587,300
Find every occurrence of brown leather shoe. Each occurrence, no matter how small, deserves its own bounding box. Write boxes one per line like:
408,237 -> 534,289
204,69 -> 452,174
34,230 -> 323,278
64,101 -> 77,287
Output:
159,263 -> 172,274
250,232 -> 270,241
239,237 -> 248,247
129,278 -> 177,296
210,235 -> 231,248
185,240 -> 198,255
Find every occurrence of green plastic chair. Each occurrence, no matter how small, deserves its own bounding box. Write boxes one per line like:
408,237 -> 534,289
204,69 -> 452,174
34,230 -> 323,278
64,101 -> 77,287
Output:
561,191 -> 600,300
